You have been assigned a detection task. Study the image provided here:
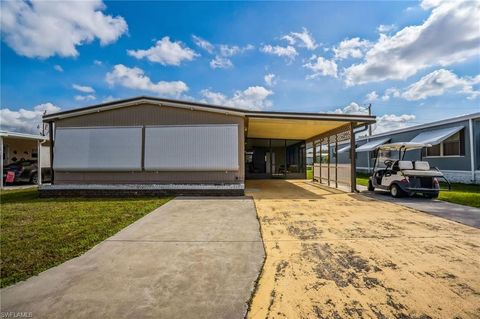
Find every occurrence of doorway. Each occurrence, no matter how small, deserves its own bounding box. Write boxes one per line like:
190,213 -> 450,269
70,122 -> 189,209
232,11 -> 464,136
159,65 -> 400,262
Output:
245,138 -> 306,179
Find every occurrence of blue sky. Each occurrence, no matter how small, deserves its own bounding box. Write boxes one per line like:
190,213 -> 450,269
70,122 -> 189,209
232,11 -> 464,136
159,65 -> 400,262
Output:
1,0 -> 479,134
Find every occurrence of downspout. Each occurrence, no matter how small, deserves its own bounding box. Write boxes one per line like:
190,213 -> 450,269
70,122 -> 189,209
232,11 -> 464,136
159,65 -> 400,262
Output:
469,118 -> 475,182
48,121 -> 55,185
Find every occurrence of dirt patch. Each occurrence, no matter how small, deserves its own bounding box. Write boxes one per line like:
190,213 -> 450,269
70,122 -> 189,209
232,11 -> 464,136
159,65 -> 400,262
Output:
246,180 -> 480,319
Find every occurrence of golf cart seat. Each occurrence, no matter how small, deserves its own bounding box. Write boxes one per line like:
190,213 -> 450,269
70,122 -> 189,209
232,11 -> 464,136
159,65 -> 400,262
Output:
414,161 -> 430,170
398,161 -> 413,170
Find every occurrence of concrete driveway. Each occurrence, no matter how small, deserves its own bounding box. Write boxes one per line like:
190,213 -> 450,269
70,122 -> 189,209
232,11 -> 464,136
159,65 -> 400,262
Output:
246,180 -> 480,319
1,197 -> 264,319
359,186 -> 480,228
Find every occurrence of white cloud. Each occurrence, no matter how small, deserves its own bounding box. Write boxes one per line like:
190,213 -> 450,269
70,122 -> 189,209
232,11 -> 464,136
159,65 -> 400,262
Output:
260,45 -> 298,61
330,102 -> 415,134
219,44 -> 254,57
303,56 -> 338,79
105,64 -> 188,97
374,114 -> 416,133
381,88 -> 401,101
0,103 -> 60,134
200,86 -> 273,110
264,73 -> 276,87
72,84 -> 95,94
74,95 -> 96,101
192,35 -> 214,53
281,27 -> 318,50
402,69 -> 480,100
333,38 -> 371,60
53,64 -> 63,72
330,102 -> 369,115
365,91 -> 378,102
0,0 -> 127,58
377,24 -> 397,33
127,36 -> 198,66
209,56 -> 233,69
94,60 -> 103,66
344,0 -> 480,85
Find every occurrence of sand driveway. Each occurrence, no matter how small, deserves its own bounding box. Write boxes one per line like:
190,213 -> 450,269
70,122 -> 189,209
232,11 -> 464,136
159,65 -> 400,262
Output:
246,180 -> 480,319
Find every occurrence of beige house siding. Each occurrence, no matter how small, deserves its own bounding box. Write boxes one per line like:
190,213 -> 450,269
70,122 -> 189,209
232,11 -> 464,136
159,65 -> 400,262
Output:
53,103 -> 245,185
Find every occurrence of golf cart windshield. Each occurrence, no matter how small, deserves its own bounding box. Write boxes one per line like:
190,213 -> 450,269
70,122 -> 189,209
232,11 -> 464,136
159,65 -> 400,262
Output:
374,142 -> 432,170
376,149 -> 399,169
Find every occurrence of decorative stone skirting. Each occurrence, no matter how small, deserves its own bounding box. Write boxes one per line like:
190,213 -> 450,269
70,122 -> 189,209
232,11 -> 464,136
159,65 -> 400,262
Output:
39,183 -> 245,197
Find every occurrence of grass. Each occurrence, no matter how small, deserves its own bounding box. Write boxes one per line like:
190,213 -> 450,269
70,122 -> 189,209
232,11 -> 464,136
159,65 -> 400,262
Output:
355,172 -> 479,208
0,188 -> 170,288
438,182 -> 480,208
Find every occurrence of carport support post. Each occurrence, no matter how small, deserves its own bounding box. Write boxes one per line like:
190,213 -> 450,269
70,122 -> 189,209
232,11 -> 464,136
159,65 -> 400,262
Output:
312,142 -> 316,181
327,136 -> 330,186
37,140 -> 42,186
319,141 -> 322,183
350,123 -> 357,192
335,134 -> 338,188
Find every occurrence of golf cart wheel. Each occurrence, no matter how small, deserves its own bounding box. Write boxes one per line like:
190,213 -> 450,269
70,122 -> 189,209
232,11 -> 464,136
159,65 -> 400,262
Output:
390,184 -> 404,198
367,180 -> 375,191
31,174 -> 38,185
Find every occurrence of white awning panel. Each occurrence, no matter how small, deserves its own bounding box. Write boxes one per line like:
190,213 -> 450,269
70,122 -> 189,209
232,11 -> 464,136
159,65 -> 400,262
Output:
337,144 -> 351,153
54,127 -> 142,171
356,137 -> 391,152
410,126 -> 464,145
144,125 -> 239,171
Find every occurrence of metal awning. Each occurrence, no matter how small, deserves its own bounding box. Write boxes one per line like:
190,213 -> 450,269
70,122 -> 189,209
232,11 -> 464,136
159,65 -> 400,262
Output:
410,126 -> 464,145
337,144 -> 351,153
356,137 -> 391,152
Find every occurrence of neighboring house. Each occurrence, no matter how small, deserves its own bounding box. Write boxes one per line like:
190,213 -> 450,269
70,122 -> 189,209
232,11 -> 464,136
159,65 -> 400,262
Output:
41,96 -> 375,196
337,112 -> 480,184
0,130 -> 51,186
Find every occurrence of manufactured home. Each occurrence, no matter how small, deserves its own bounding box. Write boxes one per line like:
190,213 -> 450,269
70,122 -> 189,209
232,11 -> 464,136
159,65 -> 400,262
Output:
40,96 -> 375,196
336,112 -> 480,184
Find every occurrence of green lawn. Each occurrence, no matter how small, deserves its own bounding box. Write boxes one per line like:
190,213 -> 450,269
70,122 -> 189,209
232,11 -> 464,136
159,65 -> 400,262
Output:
0,188 -> 170,288
355,172 -> 479,208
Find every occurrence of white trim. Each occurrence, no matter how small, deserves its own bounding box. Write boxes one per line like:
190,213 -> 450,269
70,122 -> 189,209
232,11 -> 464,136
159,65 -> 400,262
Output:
43,97 -> 375,124
44,98 -> 247,121
469,118 -> 475,182
0,130 -> 47,141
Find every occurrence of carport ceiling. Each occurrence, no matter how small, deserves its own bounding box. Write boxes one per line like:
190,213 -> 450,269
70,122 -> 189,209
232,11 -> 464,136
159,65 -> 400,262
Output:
246,118 -> 352,140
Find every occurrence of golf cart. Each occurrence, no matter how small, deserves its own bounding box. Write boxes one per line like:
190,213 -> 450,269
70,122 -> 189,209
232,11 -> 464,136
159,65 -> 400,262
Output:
367,142 -> 451,198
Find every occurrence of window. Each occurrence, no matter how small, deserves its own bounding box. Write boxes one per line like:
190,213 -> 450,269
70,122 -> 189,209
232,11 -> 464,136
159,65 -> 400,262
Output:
424,129 -> 465,157
426,144 -> 440,157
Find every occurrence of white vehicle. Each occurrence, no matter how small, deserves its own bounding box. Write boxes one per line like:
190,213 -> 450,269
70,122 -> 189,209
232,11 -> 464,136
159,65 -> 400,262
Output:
368,142 -> 451,198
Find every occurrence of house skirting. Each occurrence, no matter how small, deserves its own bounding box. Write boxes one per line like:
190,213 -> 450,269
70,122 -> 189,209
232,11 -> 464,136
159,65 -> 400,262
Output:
39,183 -> 245,197
440,170 -> 480,184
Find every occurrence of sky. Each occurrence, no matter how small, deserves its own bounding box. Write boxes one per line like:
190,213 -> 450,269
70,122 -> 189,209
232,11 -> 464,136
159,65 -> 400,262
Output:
1,0 -> 479,135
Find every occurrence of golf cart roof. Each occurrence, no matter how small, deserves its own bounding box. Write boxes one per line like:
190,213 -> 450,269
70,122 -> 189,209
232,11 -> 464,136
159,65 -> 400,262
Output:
377,142 -> 432,151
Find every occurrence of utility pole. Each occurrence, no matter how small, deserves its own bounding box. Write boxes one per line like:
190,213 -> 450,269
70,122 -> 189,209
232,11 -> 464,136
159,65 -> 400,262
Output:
368,103 -> 372,136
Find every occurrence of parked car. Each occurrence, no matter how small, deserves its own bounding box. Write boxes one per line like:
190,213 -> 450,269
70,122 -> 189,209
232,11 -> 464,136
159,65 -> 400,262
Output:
2,160 -> 51,184
368,142 -> 451,198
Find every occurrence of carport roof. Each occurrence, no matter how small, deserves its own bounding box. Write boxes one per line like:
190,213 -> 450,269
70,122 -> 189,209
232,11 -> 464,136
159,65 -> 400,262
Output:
0,130 -> 47,141
43,96 -> 375,140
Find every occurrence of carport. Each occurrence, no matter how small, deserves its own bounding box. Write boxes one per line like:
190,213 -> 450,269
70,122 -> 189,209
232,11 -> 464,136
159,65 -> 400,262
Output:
244,112 -> 375,191
0,131 -> 50,188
